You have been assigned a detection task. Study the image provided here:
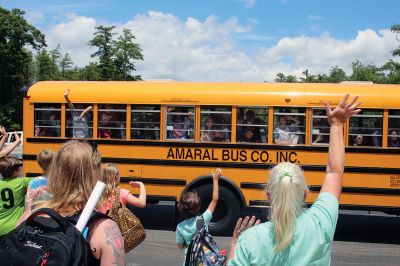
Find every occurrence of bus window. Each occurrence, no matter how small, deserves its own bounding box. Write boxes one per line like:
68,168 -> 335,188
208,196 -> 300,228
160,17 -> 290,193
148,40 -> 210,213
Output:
311,108 -> 329,145
388,110 -> 400,148
200,106 -> 231,142
349,109 -> 383,147
131,105 -> 160,140
236,107 -> 268,143
34,104 -> 61,137
273,107 -> 305,145
66,103 -> 93,138
98,104 -> 126,139
166,106 -> 195,140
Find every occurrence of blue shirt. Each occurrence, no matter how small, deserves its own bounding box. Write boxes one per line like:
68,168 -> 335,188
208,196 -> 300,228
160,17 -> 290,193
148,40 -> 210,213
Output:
230,192 -> 339,266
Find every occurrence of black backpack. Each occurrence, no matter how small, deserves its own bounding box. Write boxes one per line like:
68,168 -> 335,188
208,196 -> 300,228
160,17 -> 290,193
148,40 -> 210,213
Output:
184,215 -> 227,266
0,208 -> 109,266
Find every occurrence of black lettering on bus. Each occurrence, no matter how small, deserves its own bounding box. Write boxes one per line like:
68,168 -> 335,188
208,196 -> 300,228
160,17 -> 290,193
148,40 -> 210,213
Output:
259,151 -> 269,162
231,150 -> 239,161
211,149 -> 218,161
222,150 -> 230,161
288,152 -> 297,163
203,149 -> 211,160
176,148 -> 185,159
185,149 -> 193,160
251,151 -> 259,162
167,148 -> 174,159
239,150 -> 247,162
194,149 -> 202,160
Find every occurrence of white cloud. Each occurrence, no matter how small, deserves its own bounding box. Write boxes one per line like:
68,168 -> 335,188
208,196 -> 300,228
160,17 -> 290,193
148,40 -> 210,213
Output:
238,0 -> 257,8
40,12 -> 399,82
308,14 -> 324,20
25,10 -> 44,25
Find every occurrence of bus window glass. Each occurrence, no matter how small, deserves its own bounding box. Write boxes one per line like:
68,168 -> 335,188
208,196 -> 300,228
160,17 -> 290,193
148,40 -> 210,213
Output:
349,109 -> 382,147
273,107 -> 306,145
166,106 -> 195,140
236,107 -> 268,143
311,108 -> 329,145
200,106 -> 231,142
34,104 -> 61,137
388,110 -> 400,148
131,105 -> 160,140
66,103 -> 93,138
98,104 -> 127,139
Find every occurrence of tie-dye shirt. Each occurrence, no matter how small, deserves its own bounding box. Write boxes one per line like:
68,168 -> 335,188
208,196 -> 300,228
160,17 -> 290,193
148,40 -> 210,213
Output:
26,176 -> 51,209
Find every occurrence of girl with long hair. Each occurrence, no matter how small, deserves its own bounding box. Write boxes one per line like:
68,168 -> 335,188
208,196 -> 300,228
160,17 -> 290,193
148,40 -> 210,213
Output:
228,95 -> 362,265
99,163 -> 146,214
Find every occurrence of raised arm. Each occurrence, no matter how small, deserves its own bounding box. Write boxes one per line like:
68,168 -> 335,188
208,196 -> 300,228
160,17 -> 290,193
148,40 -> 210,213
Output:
64,89 -> 74,110
321,95 -> 361,199
0,132 -> 21,158
126,181 -> 147,208
79,106 -> 93,120
207,168 -> 222,214
0,126 -> 8,151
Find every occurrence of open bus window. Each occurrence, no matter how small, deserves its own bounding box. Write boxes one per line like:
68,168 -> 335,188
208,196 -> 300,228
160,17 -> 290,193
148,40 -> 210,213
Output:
236,107 -> 268,143
311,108 -> 329,145
98,104 -> 126,139
131,105 -> 160,140
349,109 -> 383,147
388,110 -> 400,148
200,106 -> 231,142
66,103 -> 93,138
273,107 -> 305,145
166,106 -> 195,140
34,104 -> 61,137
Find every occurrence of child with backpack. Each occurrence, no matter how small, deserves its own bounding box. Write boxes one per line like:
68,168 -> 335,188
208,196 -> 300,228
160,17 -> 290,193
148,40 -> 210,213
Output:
176,168 -> 224,265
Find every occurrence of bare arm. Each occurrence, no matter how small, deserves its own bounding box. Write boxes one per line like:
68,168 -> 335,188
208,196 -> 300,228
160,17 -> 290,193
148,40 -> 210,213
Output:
0,126 -> 8,150
0,132 -> 21,158
126,181 -> 146,208
207,168 -> 222,214
90,219 -> 126,266
64,89 -> 74,110
228,216 -> 260,262
79,106 -> 93,120
321,95 -> 361,199
177,243 -> 185,250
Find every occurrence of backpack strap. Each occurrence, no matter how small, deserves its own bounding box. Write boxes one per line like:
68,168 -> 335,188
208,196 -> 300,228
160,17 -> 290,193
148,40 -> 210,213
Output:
196,215 -> 205,231
184,215 -> 205,266
27,208 -> 70,231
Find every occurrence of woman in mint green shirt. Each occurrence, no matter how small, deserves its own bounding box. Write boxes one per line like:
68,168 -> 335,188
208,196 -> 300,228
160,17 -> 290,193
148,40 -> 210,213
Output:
229,95 -> 362,266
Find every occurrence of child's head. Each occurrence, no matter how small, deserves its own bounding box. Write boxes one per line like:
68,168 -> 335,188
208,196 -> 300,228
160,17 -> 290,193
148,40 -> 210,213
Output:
101,163 -> 120,201
0,157 -> 23,178
178,190 -> 201,219
37,149 -> 56,174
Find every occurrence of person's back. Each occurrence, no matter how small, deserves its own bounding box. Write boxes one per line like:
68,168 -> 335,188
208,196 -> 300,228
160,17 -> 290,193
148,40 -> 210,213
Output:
232,192 -> 338,265
0,157 -> 31,236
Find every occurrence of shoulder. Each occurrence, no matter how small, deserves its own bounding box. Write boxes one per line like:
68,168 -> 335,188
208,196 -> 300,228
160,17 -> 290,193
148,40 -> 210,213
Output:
90,218 -> 123,249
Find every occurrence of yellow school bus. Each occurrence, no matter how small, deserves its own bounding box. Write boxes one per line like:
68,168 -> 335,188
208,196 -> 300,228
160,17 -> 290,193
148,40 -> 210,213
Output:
23,81 -> 400,234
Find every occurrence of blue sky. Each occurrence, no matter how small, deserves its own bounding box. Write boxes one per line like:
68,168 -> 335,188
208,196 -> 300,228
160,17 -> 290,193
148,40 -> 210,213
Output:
1,0 -> 400,81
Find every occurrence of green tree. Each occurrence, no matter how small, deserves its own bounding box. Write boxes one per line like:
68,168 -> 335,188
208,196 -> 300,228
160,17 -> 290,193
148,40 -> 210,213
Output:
113,28 -> 143,80
79,62 -> 102,80
0,7 -> 45,128
300,69 -> 316,82
350,60 -> 384,83
49,44 -> 62,80
285,75 -> 298,83
60,52 -> 74,79
275,73 -> 286,82
88,25 -> 116,80
35,49 -> 53,81
328,66 -> 348,83
391,24 -> 400,57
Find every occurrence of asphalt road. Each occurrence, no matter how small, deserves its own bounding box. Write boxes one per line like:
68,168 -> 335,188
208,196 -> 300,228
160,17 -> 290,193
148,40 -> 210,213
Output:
126,205 -> 400,266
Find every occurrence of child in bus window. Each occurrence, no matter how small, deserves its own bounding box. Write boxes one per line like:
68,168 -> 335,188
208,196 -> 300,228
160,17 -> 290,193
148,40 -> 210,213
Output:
353,134 -> 365,146
64,89 -> 92,138
388,131 -> 400,147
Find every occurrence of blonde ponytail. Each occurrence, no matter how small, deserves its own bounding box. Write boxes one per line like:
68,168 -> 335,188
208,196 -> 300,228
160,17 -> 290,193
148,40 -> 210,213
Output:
267,162 -> 308,252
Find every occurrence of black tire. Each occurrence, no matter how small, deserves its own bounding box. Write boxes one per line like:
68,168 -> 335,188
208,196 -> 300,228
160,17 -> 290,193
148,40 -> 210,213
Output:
196,184 -> 241,236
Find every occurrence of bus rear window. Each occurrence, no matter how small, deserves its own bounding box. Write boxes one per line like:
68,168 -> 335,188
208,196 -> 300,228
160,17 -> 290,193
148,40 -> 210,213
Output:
34,104 -> 61,137
236,107 -> 268,143
131,105 -> 160,140
98,104 -> 126,139
349,109 -> 383,147
388,110 -> 400,148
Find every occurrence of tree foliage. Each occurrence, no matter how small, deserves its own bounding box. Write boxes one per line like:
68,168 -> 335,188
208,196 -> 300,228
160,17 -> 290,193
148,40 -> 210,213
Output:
0,7 -> 46,129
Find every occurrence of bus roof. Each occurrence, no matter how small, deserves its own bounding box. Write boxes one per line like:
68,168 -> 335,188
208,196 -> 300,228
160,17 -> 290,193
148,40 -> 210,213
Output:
27,81 -> 400,108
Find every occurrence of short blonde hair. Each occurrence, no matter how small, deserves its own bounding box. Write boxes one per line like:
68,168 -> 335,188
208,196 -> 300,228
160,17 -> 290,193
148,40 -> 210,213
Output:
267,162 -> 308,252
37,149 -> 56,172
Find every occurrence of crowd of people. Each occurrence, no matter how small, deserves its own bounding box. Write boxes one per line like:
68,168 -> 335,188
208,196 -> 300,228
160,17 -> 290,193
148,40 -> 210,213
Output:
0,94 -> 362,265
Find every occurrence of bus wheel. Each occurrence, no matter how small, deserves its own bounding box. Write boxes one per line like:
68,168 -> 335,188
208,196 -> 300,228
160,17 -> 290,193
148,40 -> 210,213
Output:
196,184 -> 241,236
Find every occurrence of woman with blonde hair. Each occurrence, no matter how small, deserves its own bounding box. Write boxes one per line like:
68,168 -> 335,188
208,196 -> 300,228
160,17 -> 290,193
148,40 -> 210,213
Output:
18,141 -> 126,265
229,95 -> 362,265
99,163 -> 146,214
